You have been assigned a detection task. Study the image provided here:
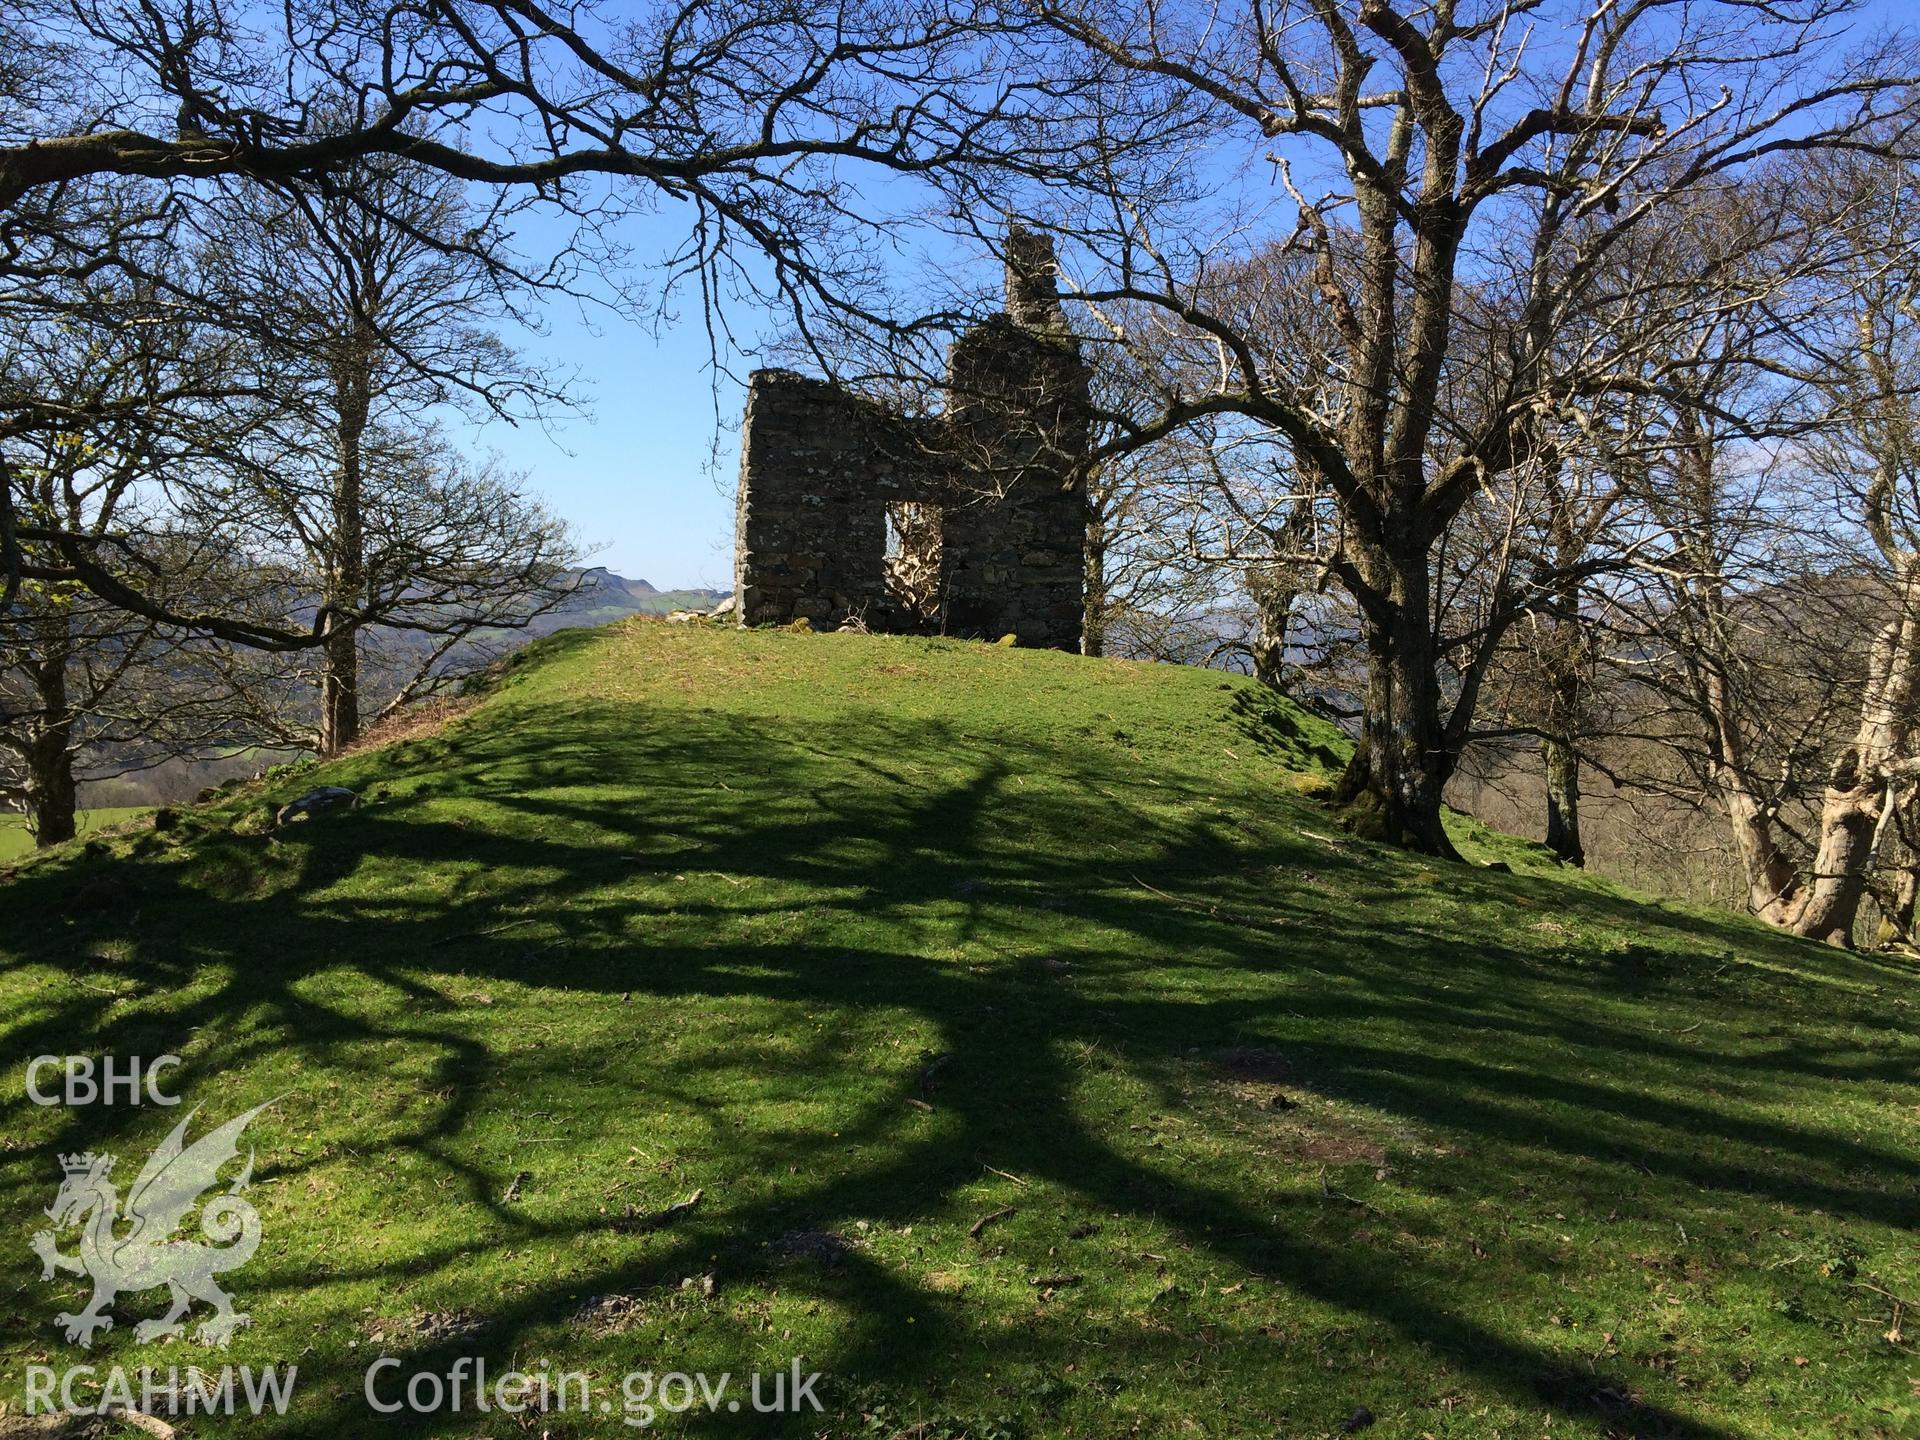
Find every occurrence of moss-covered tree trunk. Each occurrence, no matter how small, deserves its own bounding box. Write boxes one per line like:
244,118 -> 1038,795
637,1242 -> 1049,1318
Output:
318,321 -> 373,759
1082,497 -> 1108,658
24,624 -> 76,847
1540,734 -> 1583,868
1335,554 -> 1460,859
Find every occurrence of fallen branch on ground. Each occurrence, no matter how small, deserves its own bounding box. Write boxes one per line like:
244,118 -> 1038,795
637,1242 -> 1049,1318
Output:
969,1206 -> 1015,1239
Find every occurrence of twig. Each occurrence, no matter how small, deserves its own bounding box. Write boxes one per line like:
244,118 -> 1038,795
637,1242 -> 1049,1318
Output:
1319,1170 -> 1381,1214
1127,871 -> 1221,917
1854,1279 -> 1920,1310
432,917 -> 537,946
616,1187 -> 706,1233
1128,871 -> 1183,902
969,1206 -> 1016,1239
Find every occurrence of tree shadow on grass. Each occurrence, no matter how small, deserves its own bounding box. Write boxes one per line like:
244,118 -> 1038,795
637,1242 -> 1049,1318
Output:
1,695 -> 1914,1436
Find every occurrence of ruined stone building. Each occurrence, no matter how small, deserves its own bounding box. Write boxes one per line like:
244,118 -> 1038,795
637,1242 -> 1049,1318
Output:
732,230 -> 1090,651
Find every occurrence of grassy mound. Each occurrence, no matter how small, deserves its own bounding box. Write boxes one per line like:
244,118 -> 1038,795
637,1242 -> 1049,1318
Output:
1,622 -> 1915,1438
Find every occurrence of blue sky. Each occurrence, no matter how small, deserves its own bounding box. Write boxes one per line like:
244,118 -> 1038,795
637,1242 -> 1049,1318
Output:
475,207 -> 762,591
475,189 -> 982,589
473,0 -> 1914,591
476,177 -> 1003,588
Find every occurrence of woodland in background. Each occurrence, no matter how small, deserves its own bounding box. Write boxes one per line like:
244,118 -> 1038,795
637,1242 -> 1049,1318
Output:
1078,142 -> 1920,949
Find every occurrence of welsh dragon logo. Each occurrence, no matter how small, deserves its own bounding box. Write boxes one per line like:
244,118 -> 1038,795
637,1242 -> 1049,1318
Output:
30,1102 -> 274,1348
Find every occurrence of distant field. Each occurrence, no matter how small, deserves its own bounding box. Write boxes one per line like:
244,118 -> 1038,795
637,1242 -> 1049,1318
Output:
0,805 -> 146,858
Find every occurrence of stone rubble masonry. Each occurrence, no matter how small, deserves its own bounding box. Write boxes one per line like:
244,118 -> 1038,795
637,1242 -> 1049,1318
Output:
733,228 -> 1090,651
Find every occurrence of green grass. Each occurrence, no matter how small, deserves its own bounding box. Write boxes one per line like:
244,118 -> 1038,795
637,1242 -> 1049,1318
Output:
1,621 -> 1916,1438
0,806 -> 147,859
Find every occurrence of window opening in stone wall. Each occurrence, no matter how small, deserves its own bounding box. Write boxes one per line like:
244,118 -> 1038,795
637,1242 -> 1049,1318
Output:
884,501 -> 944,625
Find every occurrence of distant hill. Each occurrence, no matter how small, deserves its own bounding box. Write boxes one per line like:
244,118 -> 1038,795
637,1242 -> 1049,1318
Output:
528,567 -> 728,635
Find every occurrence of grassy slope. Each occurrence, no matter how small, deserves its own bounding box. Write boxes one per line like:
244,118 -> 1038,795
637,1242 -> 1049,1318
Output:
0,807 -> 147,860
1,623 -> 1915,1439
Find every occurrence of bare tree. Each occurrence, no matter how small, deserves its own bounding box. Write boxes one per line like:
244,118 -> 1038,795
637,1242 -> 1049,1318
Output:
178,431 -> 575,755
1082,455 -> 1218,660
3,0 -> 1163,641
195,151 -> 571,754
1602,404 -> 1860,921
1450,440 -> 1648,867
1761,149 -> 1920,942
0,255 -> 246,843
1078,320 -> 1233,660
1550,146 -> 1920,946
1069,253 -> 1352,681
1012,0 -> 1919,855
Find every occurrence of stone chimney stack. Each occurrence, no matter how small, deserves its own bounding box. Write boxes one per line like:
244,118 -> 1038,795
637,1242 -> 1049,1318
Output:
1004,225 -> 1062,328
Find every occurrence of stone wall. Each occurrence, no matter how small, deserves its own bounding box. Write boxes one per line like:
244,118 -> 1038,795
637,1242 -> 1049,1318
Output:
732,373 -> 929,627
732,230 -> 1089,650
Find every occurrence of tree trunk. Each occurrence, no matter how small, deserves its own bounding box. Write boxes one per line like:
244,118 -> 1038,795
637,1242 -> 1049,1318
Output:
26,728 -> 76,847
1882,865 -> 1920,948
318,624 -> 360,758
1691,629 -> 1805,923
1245,561 -> 1294,690
1540,734 -> 1584,867
1535,500 -> 1589,867
1335,587 -> 1460,859
320,338 -> 372,758
25,641 -> 76,847
1717,782 -> 1802,924
1082,500 -> 1107,658
1790,762 -> 1883,947
1788,571 -> 1920,946
1873,790 -> 1920,947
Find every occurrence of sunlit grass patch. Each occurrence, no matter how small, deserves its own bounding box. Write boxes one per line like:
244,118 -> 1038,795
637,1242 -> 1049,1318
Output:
1,622 -> 1915,1437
